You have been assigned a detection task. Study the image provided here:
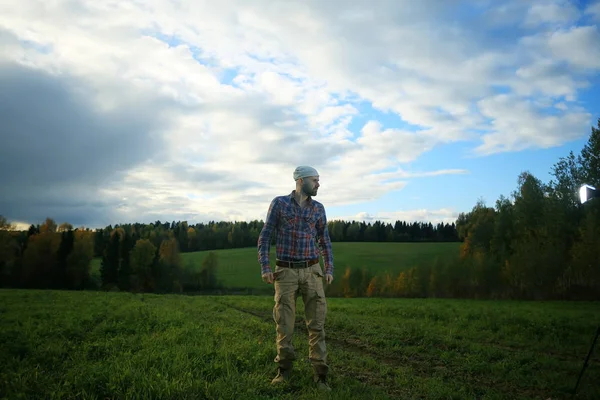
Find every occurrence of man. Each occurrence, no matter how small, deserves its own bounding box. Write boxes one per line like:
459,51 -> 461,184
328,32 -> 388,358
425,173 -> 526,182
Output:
257,165 -> 334,391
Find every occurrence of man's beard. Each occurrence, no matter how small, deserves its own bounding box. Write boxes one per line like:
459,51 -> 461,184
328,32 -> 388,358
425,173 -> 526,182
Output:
302,182 -> 317,196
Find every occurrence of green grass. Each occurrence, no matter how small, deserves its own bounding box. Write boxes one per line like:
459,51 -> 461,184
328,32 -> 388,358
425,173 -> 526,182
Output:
90,242 -> 461,290
1,289 -> 598,399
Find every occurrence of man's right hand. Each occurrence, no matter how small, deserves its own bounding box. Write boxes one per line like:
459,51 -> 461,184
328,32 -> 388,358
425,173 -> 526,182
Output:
262,272 -> 274,284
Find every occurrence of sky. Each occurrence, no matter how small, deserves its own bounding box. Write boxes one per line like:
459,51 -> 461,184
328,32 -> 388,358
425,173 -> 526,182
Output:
1,0 -> 600,230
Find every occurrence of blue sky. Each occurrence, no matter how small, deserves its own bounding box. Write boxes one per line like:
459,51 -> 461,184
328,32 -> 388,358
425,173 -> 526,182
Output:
330,82 -> 600,221
1,0 -> 600,229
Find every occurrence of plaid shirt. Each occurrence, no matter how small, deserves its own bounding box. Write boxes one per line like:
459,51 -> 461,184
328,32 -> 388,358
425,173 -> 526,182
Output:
258,191 -> 334,276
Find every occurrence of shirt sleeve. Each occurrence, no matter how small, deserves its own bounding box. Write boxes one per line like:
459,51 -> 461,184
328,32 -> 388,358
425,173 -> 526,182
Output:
257,197 -> 278,275
316,205 -> 334,276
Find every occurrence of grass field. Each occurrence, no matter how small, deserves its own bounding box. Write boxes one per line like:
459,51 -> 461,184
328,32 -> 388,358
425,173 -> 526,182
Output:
90,242 -> 461,290
1,289 -> 598,399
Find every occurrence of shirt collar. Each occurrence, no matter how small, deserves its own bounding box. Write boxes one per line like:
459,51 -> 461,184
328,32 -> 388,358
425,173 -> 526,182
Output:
289,190 -> 312,205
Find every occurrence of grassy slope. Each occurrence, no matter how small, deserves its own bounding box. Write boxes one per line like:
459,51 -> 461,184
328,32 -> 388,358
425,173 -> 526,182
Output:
1,289 -> 598,399
90,242 -> 461,290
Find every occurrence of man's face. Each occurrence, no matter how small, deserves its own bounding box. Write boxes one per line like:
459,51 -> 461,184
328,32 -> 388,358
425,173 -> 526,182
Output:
302,176 -> 320,196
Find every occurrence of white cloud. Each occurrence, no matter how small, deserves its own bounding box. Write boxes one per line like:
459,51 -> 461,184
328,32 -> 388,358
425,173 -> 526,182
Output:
475,94 -> 591,154
586,1 -> 600,21
0,0 -> 598,226
547,26 -> 600,69
523,1 -> 581,28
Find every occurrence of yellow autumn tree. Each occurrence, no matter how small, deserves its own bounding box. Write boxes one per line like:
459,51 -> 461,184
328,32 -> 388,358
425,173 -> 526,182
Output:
158,238 -> 183,292
380,273 -> 394,297
394,271 -> 407,297
58,222 -> 73,232
22,223 -> 62,287
366,276 -> 379,297
340,267 -> 352,298
187,227 -> 197,251
39,217 -> 58,234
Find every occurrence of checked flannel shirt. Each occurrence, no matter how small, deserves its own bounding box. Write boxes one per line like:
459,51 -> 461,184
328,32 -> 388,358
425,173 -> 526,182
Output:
258,191 -> 334,276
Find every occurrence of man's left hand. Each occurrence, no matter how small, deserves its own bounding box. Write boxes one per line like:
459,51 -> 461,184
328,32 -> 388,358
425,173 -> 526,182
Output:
325,274 -> 333,284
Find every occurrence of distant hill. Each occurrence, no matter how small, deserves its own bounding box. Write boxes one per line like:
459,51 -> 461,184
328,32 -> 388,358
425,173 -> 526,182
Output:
91,242 -> 460,294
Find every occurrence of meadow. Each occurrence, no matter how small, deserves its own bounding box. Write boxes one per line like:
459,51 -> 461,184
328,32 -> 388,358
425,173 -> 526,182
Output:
1,289 -> 598,399
90,242 -> 461,291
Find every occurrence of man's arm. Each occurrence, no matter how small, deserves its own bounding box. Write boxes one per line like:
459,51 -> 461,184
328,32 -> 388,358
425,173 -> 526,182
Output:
257,198 -> 278,275
316,205 -> 334,278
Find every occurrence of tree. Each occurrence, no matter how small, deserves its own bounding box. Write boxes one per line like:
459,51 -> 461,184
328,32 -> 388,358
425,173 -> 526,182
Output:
100,229 -> 121,289
580,118 -> 600,188
394,271 -> 407,297
157,238 -> 183,292
340,267 -> 352,297
39,218 -> 57,234
56,229 -> 75,288
566,202 -> 600,299
118,231 -> 134,291
200,251 -> 219,290
21,229 -> 61,288
380,273 -> 394,297
58,222 -> 73,232
130,239 -> 157,292
0,216 -> 16,231
0,216 -> 18,287
458,199 -> 496,259
508,172 -> 555,299
187,227 -> 197,251
366,276 -> 379,297
66,230 -> 94,289
549,150 -> 585,210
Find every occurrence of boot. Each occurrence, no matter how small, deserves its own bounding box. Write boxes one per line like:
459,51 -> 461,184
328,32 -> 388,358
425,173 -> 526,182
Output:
271,367 -> 292,384
314,374 -> 331,391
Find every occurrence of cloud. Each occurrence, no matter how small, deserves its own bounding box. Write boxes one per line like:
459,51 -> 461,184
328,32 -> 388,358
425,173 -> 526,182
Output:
586,1 -> 600,21
474,93 -> 592,154
547,26 -> 600,69
0,61 -> 174,227
0,0 -> 598,227
523,1 -> 581,28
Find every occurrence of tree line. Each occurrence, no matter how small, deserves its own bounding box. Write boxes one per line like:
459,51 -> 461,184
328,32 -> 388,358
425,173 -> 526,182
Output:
0,215 -> 458,292
327,119 -> 600,301
88,218 -> 458,257
1,119 -> 598,300
0,218 -> 222,293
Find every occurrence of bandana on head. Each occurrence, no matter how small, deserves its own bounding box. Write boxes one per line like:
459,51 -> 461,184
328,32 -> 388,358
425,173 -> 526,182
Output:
293,166 -> 319,180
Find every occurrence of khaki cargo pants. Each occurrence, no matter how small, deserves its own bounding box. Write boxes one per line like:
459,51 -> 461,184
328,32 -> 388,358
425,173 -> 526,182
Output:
272,262 -> 329,376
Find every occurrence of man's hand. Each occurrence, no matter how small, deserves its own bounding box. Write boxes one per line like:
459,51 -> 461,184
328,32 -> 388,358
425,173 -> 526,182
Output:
325,273 -> 333,284
262,272 -> 274,284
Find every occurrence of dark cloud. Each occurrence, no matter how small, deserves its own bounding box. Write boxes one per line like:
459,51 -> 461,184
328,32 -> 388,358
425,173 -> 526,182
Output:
0,62 -> 172,227
162,162 -> 268,191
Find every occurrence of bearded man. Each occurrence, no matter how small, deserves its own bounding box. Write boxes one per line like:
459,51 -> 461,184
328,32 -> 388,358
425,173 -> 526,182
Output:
257,165 -> 334,391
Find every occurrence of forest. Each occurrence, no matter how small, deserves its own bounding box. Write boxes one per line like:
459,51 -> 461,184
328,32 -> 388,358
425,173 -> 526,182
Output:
0,119 -> 598,301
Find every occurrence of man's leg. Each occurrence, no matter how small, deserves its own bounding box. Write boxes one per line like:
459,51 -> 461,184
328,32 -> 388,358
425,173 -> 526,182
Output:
272,266 -> 299,383
302,264 -> 330,390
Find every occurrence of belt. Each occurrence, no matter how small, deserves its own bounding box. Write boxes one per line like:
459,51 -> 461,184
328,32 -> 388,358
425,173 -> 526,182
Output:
276,259 -> 319,269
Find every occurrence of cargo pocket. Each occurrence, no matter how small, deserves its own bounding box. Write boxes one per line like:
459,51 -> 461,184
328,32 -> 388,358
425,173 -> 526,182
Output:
309,268 -> 327,330
273,292 -> 283,324
313,285 -> 327,330
273,267 -> 286,282
312,264 -> 324,279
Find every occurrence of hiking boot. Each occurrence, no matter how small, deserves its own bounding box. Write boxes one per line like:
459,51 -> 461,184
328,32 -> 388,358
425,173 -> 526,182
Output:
314,374 -> 331,391
271,367 -> 292,384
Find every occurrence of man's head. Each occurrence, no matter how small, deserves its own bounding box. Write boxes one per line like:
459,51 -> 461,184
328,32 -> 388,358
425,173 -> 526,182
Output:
293,165 -> 320,197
